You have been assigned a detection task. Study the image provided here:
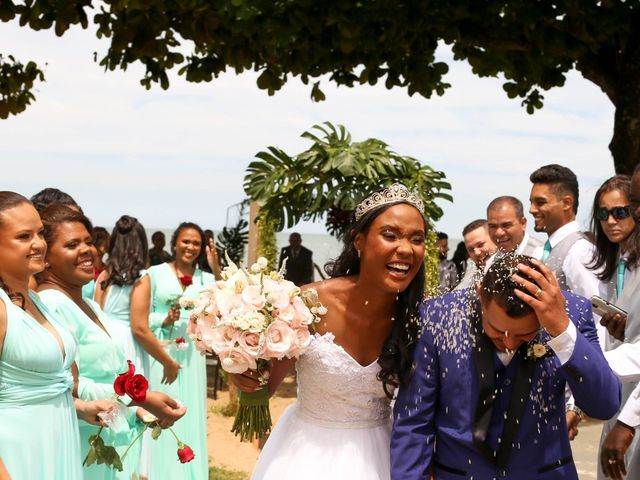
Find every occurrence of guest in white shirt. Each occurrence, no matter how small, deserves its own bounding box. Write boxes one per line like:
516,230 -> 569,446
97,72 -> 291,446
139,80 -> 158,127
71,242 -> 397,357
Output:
529,164 -> 604,323
487,195 -> 543,258
529,164 -> 607,440
593,173 -> 640,480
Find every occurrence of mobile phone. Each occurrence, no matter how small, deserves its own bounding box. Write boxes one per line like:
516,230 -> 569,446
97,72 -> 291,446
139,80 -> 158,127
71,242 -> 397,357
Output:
590,295 -> 627,317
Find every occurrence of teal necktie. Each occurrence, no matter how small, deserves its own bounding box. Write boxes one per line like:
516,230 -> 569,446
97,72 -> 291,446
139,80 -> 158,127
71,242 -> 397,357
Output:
617,258 -> 627,297
542,240 -> 552,262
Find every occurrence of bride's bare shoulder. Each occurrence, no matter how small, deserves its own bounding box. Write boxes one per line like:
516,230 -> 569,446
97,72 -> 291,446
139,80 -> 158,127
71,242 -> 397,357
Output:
303,276 -> 354,294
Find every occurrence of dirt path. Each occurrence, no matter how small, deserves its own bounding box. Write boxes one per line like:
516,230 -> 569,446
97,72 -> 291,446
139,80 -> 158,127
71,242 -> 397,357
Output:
207,376 -> 297,476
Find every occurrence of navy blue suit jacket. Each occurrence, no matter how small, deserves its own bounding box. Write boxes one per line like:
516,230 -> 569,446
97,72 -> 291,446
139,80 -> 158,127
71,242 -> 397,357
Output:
391,289 -> 621,480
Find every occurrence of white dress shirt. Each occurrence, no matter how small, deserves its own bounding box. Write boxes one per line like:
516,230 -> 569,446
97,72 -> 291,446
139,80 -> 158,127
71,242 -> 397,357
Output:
548,220 -> 606,348
496,322 -> 576,366
516,231 -> 543,259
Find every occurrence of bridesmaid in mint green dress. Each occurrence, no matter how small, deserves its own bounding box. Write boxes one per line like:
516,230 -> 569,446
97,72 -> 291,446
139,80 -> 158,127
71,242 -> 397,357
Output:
36,205 -> 188,480
37,208 -> 143,480
131,222 -> 217,480
0,193 -> 113,480
39,288 -> 143,480
0,287 -> 84,479
95,215 -> 152,478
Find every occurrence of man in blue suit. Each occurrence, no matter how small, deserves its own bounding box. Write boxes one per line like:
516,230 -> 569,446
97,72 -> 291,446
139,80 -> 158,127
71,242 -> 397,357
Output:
391,254 -> 621,479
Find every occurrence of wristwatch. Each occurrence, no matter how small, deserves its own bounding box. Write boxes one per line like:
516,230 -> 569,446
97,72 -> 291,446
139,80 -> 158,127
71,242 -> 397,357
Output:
566,404 -> 585,420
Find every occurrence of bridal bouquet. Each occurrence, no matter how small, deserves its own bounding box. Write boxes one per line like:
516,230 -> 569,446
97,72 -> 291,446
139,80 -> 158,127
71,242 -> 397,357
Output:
188,255 -> 326,441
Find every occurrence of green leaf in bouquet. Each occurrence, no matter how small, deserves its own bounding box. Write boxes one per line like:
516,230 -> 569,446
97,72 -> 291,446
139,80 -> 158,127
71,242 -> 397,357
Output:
111,454 -> 124,472
83,446 -> 97,466
92,434 -> 105,447
152,424 -> 163,440
102,445 -> 116,464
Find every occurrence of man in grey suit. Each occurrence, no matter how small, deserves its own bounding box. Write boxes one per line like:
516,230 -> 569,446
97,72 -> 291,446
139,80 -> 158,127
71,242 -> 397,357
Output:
487,196 -> 543,258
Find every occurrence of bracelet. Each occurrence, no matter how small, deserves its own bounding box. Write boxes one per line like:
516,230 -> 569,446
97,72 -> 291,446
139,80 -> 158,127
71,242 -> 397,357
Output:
566,404 -> 585,420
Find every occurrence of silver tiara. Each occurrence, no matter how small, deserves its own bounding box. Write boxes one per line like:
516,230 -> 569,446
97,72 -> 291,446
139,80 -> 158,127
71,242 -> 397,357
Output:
354,183 -> 425,221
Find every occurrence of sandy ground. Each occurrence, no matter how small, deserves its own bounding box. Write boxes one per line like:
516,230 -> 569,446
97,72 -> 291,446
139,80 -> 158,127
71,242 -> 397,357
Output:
206,369 -> 604,479
207,372 -> 297,477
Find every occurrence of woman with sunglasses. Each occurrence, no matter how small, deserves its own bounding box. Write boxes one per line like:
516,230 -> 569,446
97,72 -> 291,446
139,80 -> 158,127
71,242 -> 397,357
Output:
588,175 -> 640,480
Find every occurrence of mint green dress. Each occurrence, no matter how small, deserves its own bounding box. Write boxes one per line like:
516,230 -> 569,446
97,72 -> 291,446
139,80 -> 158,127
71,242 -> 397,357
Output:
102,280 -> 151,477
82,279 -> 96,300
0,289 -> 82,480
39,289 -> 142,480
146,263 -> 214,480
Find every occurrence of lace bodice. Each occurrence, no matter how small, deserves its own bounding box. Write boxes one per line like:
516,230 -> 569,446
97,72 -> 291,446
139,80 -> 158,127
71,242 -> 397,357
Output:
294,333 -> 392,428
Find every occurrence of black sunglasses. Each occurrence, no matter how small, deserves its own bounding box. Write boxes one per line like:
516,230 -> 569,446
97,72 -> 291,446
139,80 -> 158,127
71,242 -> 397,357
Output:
596,205 -> 632,221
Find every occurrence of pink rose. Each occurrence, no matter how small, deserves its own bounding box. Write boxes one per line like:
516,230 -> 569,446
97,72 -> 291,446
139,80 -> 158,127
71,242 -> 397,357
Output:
274,305 -> 296,324
215,289 -> 244,317
237,331 -> 264,358
241,285 -> 266,309
263,320 -> 296,359
264,280 -> 291,310
210,324 -> 241,354
288,327 -> 312,358
292,296 -> 314,326
218,347 -> 257,374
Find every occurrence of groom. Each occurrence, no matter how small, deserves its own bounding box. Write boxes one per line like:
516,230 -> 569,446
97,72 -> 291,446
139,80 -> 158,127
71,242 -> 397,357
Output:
391,255 -> 620,479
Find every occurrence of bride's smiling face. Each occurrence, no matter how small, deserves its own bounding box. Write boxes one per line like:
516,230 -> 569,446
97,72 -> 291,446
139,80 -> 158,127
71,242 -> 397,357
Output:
355,203 -> 426,294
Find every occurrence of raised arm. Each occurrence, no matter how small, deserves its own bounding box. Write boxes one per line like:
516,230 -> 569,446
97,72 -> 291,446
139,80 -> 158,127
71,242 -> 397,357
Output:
130,276 -> 181,384
513,260 -> 620,420
93,271 -> 107,307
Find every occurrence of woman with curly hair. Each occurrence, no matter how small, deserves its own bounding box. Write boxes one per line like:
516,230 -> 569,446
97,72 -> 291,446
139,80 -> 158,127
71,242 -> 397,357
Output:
233,184 -> 427,480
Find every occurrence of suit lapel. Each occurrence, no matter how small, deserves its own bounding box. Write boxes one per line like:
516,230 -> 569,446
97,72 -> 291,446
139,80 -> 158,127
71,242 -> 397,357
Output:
472,314 -> 538,469
472,320 -> 497,464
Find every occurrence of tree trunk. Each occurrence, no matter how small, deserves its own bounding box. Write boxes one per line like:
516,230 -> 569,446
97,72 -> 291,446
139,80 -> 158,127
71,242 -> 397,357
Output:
609,33 -> 640,175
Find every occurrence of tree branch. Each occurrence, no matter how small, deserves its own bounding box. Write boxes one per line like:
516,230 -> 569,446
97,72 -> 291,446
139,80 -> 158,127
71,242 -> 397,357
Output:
576,53 -> 618,105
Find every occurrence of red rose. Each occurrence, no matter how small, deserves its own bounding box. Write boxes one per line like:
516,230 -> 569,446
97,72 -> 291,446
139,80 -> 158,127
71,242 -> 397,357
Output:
177,444 -> 195,463
113,360 -> 136,396
179,276 -> 193,287
123,374 -> 149,403
175,337 -> 186,344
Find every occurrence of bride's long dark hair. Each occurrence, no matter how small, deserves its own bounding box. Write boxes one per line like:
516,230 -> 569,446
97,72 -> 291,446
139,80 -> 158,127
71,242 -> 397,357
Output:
325,201 -> 426,399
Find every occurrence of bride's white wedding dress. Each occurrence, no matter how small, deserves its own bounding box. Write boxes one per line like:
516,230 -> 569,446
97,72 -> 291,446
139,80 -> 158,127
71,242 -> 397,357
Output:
252,332 -> 392,479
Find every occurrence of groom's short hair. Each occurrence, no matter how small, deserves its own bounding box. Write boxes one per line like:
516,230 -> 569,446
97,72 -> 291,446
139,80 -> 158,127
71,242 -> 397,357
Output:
479,254 -> 540,318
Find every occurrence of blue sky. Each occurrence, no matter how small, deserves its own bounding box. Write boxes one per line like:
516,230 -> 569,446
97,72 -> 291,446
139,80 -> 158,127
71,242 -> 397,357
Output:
1,21 -> 615,238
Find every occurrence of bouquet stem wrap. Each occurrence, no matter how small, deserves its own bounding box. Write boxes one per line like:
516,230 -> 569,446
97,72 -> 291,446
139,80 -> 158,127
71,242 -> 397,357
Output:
231,385 -> 272,442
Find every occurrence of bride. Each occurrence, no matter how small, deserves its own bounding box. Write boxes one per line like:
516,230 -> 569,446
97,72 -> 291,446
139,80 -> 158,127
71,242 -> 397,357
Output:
232,184 -> 428,479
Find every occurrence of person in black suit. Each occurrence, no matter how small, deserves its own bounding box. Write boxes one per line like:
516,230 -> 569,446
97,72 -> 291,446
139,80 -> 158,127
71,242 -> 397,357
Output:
279,232 -> 313,286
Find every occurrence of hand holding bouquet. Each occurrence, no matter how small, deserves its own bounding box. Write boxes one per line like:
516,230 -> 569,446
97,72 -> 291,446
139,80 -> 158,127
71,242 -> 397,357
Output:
188,255 -> 327,441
